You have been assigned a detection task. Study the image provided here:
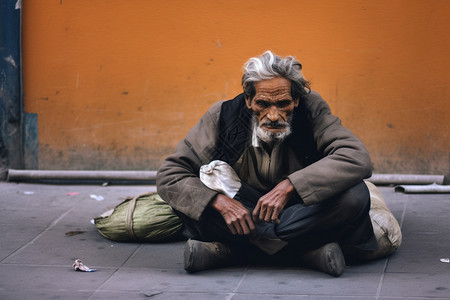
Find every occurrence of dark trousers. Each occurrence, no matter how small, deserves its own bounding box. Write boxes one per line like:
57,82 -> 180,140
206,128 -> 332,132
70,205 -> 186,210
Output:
176,181 -> 377,255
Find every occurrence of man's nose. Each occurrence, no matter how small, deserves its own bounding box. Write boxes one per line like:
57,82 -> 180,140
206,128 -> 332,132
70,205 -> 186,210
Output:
266,106 -> 280,122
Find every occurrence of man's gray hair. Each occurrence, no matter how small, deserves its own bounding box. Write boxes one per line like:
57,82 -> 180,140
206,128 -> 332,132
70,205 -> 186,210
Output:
241,51 -> 310,101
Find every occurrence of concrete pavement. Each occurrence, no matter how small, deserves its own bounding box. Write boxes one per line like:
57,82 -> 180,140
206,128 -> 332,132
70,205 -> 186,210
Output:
0,181 -> 449,299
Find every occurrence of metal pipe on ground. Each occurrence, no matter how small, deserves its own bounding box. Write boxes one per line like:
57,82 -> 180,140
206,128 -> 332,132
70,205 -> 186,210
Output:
7,169 -> 157,183
395,183 -> 450,194
7,170 -> 448,192
367,174 -> 445,186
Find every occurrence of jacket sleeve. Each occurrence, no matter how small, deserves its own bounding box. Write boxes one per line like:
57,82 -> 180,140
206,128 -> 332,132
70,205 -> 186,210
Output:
288,92 -> 372,205
156,101 -> 223,221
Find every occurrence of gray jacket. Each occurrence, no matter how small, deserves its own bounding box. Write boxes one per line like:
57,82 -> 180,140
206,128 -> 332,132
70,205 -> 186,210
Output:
156,91 -> 372,220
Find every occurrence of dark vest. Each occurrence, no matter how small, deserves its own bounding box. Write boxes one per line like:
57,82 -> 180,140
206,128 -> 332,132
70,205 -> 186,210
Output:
213,93 -> 323,167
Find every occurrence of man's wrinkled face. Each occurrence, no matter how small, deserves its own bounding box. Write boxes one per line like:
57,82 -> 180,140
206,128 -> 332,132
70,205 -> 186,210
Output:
246,77 -> 299,143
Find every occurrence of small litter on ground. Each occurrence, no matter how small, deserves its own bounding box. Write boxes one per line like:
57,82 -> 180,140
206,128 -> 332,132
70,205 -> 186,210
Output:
72,259 -> 96,272
90,194 -> 104,201
65,231 -> 85,236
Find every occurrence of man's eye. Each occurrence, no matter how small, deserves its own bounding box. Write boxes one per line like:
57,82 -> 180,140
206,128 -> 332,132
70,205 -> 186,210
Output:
277,100 -> 292,108
256,101 -> 270,108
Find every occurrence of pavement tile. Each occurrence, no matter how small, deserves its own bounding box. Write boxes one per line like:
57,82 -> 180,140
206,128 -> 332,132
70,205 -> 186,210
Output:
386,247 -> 450,274
403,194 -> 450,218
247,257 -> 389,274
380,298 -> 450,300
0,186 -> 75,210
0,208 -> 68,261
401,216 -> 449,243
236,269 -> 382,296
399,238 -> 449,254
378,187 -> 407,210
0,264 -> 114,293
0,225 -> 39,261
91,290 -> 234,299
123,241 -> 185,269
233,295 -> 376,300
380,273 -> 450,298
0,289 -> 93,300
99,268 -> 245,293
346,257 -> 389,273
3,227 -> 140,267
0,182 -> 155,211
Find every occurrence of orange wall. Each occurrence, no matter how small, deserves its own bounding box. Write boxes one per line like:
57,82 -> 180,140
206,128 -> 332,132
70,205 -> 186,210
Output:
22,0 -> 450,176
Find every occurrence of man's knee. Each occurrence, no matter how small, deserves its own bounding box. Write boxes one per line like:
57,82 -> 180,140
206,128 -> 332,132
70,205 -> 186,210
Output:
337,181 -> 371,220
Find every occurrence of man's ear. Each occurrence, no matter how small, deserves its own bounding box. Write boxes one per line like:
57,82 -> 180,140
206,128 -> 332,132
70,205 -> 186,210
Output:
293,98 -> 300,107
245,95 -> 252,109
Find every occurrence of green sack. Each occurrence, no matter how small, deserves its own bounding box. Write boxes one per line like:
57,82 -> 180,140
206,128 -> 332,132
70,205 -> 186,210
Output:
94,192 -> 183,242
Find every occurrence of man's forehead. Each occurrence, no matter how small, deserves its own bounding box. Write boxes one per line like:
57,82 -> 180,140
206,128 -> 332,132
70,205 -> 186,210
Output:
253,77 -> 292,98
254,86 -> 292,98
255,85 -> 291,93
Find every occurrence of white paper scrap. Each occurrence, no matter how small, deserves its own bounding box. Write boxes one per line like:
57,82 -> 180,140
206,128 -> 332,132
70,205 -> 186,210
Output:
90,195 -> 104,201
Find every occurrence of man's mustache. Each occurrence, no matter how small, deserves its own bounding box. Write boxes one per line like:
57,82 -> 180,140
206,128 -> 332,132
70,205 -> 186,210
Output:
260,120 -> 290,129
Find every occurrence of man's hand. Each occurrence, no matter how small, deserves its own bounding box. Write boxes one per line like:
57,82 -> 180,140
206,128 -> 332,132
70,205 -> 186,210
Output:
210,194 -> 256,235
253,179 -> 295,224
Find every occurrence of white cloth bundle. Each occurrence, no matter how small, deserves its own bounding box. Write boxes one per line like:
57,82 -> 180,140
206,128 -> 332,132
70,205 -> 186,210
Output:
200,160 -> 242,198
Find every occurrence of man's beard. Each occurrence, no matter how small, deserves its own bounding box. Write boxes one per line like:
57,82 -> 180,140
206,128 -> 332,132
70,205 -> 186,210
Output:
253,114 -> 293,144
